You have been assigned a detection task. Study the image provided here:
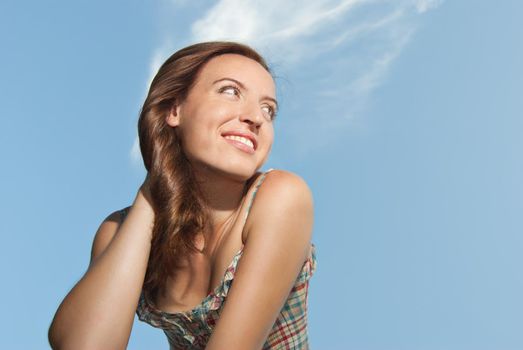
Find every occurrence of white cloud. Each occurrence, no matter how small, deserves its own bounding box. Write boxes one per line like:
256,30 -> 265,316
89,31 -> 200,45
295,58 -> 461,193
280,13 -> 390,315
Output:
130,135 -> 142,166
135,0 -> 444,162
147,47 -> 170,92
192,0 -> 362,45
414,0 -> 444,13
130,44 -> 175,165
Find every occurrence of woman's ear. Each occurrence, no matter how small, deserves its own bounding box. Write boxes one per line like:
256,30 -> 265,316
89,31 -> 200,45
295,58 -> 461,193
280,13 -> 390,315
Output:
166,104 -> 182,127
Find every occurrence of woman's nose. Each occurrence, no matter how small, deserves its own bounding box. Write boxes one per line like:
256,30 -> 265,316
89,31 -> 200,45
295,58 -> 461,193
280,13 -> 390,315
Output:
238,103 -> 263,127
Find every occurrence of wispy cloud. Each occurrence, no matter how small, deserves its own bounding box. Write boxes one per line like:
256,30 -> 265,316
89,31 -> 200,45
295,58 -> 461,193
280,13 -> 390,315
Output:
415,0 -> 443,13
131,0 -> 443,164
130,43 -> 175,166
192,0 -> 361,46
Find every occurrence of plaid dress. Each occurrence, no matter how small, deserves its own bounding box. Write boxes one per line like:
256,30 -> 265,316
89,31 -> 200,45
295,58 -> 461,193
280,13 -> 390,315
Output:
120,169 -> 317,349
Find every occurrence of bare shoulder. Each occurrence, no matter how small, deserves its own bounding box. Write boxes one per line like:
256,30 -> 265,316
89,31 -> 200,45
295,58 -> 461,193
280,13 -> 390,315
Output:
89,210 -> 123,266
260,168 -> 311,190
246,168 -> 314,261
245,169 -> 314,234
262,169 -> 312,197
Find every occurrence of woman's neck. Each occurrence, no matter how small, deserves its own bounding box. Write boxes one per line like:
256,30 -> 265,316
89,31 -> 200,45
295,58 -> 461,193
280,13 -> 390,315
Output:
192,165 -> 251,230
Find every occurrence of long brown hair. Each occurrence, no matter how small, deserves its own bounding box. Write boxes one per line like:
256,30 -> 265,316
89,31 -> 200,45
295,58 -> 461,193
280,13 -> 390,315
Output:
138,42 -> 271,300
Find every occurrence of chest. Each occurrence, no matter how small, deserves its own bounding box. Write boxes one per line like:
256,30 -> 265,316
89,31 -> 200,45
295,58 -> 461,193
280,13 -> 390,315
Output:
153,210 -> 247,314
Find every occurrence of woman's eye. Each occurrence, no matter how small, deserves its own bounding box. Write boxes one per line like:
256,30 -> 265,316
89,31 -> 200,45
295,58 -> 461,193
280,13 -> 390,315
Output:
262,105 -> 276,120
219,86 -> 240,96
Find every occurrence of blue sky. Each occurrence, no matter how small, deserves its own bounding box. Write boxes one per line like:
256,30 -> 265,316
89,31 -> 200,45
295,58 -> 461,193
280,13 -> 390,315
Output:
1,1 -> 522,349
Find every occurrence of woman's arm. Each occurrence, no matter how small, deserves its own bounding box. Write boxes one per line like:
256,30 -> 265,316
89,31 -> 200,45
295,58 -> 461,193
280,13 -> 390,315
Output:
205,170 -> 314,350
48,184 -> 154,350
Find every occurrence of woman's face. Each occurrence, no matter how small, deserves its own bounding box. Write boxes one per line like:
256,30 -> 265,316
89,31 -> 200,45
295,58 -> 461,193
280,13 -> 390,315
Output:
167,53 -> 277,182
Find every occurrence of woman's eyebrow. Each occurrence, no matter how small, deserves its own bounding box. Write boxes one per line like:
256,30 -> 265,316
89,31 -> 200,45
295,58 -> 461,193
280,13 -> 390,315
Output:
212,77 -> 246,89
213,77 -> 278,108
263,96 -> 279,110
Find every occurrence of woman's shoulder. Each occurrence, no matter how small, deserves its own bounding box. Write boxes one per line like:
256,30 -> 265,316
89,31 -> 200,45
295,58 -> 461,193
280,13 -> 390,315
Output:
262,169 -> 311,190
251,169 -> 313,208
242,169 -> 313,241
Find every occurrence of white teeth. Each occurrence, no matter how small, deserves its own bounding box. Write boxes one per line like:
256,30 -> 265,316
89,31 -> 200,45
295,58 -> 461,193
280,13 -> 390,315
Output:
224,135 -> 254,149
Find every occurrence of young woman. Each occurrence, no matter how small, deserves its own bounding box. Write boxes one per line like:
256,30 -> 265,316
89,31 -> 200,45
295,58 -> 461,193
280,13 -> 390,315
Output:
49,41 -> 317,350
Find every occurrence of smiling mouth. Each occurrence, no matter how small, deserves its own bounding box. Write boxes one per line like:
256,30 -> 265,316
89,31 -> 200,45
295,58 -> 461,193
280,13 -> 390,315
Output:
223,135 -> 255,154
223,135 -> 254,148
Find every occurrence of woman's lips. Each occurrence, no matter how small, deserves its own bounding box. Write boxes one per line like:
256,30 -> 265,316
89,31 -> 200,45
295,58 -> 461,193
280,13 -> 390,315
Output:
221,131 -> 257,150
223,136 -> 255,154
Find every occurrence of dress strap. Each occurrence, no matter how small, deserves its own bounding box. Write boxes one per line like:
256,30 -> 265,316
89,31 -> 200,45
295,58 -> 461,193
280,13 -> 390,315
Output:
243,168 -> 274,224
